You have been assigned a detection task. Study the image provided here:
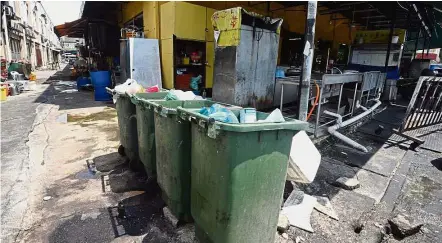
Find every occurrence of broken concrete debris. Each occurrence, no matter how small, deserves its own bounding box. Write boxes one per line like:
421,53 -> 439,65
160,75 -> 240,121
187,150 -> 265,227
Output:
282,194 -> 317,233
163,206 -> 179,227
295,236 -> 305,243
314,196 -> 339,220
277,214 -> 290,233
333,176 -> 360,190
388,214 -> 423,238
283,190 -> 305,207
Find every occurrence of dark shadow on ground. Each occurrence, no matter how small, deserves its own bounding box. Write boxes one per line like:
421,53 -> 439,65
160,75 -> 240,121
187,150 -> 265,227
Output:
42,65 -> 75,83
291,103 -> 409,200
48,150 -> 196,243
431,158 -> 442,171
33,64 -> 114,110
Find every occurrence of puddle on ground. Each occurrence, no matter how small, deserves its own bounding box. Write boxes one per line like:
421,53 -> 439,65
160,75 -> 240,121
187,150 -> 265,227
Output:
75,169 -> 99,180
67,109 -> 117,126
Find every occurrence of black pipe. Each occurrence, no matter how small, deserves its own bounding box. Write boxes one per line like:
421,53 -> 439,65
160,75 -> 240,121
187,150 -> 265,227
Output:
413,29 -> 420,59
384,5 -> 396,74
426,37 -> 431,55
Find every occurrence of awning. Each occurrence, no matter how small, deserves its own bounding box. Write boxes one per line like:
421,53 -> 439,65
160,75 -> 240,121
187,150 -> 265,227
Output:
54,18 -> 88,38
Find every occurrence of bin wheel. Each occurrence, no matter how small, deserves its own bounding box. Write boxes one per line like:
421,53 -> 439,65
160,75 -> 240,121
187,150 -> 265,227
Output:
118,145 -> 126,156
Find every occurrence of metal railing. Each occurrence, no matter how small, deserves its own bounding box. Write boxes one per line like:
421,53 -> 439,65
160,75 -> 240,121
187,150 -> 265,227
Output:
400,76 -> 442,132
313,72 -> 385,137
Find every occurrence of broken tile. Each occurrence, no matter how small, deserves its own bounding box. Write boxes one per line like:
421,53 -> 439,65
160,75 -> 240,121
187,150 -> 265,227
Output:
282,194 -> 317,233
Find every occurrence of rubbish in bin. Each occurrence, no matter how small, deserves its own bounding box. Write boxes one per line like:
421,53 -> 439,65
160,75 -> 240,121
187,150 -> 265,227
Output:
112,79 -> 144,103
164,89 -> 198,100
257,108 -> 285,123
199,104 -> 239,123
145,85 -> 159,93
115,79 -> 143,94
239,108 -> 257,123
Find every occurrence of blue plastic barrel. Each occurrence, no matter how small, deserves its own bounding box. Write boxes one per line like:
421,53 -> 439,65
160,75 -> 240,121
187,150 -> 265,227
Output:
76,77 -> 91,90
90,71 -> 112,101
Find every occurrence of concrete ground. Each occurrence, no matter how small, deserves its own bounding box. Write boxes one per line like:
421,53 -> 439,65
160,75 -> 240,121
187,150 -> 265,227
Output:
1,66 -> 441,243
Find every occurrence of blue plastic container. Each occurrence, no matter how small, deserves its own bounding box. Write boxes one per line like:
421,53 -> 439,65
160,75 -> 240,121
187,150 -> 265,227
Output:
90,71 -> 112,101
90,71 -> 111,87
94,86 -> 112,101
76,77 -> 91,90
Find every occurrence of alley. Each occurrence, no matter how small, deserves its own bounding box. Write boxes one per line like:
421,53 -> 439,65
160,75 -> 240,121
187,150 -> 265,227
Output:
1,1 -> 442,243
0,64 -> 439,243
1,76 -> 48,242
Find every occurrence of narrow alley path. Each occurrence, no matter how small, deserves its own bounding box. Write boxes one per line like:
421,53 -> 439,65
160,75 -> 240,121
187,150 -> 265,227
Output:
1,69 -> 57,242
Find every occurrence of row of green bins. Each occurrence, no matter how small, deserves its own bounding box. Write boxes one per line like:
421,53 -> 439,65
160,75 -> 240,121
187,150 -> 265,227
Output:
115,92 -> 168,172
176,107 -> 308,243
147,100 -> 241,222
120,92 -> 167,174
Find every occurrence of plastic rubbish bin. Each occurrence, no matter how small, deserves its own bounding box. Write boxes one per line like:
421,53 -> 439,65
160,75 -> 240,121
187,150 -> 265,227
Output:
113,91 -> 168,171
147,100 -> 240,222
90,71 -> 112,101
128,92 -> 169,175
176,107 -> 308,243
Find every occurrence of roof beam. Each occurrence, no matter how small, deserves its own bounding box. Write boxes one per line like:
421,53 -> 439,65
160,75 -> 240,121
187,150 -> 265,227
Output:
361,15 -> 386,19
412,4 -> 431,37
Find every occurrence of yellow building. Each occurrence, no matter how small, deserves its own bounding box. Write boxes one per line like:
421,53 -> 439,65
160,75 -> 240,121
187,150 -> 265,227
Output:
117,1 -> 357,89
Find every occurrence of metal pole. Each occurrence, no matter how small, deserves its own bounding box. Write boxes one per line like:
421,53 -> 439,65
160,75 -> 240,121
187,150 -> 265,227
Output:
298,1 -> 317,121
2,6 -> 12,62
384,5 -> 396,74
280,83 -> 284,111
413,29 -> 420,59
426,37 -> 431,55
422,36 -> 427,59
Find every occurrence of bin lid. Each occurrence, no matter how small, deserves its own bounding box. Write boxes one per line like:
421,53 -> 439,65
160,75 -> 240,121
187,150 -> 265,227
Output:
177,107 -> 309,133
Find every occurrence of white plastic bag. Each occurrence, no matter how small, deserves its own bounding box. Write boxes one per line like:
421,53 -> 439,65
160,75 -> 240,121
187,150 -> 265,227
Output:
114,79 -> 143,95
166,90 -> 196,100
113,79 -> 144,103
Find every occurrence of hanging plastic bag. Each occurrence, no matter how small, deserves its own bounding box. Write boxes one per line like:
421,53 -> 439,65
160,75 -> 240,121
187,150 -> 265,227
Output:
190,75 -> 202,91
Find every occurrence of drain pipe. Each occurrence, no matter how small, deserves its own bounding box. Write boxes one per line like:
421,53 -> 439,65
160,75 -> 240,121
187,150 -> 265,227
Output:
324,99 -> 382,153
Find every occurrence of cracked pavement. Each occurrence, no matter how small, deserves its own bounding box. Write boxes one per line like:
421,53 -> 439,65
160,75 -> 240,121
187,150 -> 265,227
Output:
1,82 -> 51,242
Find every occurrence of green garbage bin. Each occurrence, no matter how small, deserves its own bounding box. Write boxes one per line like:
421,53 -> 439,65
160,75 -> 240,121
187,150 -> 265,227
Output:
129,92 -> 168,177
115,92 -> 167,172
120,92 -> 167,174
148,100 -> 241,222
176,107 -> 308,243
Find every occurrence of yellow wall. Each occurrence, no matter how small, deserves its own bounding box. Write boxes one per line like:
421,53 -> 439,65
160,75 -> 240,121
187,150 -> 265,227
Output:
119,1 -> 356,45
119,1 -> 165,39
118,1 -> 358,81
